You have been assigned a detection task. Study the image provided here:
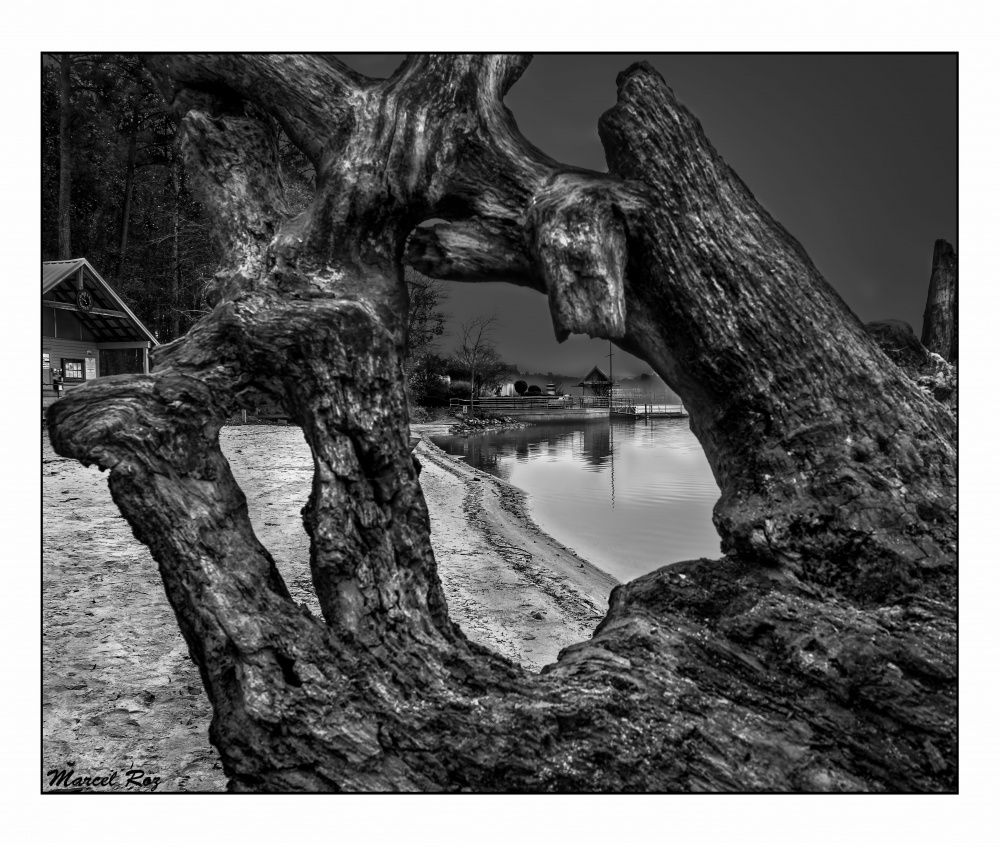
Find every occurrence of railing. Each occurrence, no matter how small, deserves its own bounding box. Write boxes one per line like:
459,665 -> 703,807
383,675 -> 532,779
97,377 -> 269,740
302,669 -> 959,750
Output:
447,392 -> 685,415
449,395 -> 610,412
611,390 -> 681,403
610,391 -> 686,416
611,403 -> 688,416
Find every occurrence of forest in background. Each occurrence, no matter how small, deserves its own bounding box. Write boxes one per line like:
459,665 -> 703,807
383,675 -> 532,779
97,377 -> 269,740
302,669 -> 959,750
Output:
42,53 -> 482,400
41,54 -> 314,345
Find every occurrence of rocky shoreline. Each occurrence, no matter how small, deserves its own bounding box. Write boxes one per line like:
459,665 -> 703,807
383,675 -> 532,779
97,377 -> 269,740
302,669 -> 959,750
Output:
446,413 -> 534,435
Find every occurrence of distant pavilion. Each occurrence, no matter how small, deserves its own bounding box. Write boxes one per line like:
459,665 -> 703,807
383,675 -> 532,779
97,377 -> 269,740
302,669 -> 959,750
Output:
577,365 -> 614,398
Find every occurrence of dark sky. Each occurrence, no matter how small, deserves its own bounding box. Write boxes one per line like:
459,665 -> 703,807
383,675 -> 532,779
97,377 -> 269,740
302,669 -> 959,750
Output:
339,54 -> 957,377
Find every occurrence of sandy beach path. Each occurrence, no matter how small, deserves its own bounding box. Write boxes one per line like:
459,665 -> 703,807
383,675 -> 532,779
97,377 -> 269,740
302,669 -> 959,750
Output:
42,423 -> 618,790
411,424 -> 618,670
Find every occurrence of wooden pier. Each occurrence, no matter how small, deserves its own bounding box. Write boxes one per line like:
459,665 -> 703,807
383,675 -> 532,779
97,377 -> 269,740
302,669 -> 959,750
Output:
609,389 -> 687,420
449,392 -> 688,422
610,403 -> 688,420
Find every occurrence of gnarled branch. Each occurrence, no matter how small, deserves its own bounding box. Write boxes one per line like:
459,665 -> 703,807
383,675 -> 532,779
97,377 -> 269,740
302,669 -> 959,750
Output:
47,54 -> 956,792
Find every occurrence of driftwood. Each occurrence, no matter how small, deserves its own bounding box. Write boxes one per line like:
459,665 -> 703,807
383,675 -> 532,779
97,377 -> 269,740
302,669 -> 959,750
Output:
47,55 -> 956,791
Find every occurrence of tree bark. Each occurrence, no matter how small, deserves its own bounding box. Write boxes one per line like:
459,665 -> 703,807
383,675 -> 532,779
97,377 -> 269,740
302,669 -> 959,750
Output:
920,239 -> 958,364
47,55 -> 956,792
58,53 -> 73,260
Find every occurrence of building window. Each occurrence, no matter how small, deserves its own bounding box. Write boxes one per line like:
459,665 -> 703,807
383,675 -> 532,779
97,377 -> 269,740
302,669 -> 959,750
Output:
62,358 -> 84,380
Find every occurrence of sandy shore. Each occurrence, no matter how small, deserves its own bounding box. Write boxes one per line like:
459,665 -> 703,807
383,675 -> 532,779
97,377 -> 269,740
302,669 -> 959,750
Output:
42,423 -> 618,791
412,424 -> 618,668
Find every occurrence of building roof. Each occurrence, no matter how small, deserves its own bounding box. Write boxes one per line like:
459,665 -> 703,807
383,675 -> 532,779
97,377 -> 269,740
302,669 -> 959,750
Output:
42,259 -> 158,346
578,365 -> 611,385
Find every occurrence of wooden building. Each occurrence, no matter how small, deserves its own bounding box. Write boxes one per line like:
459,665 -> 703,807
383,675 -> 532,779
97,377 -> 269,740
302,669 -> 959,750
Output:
577,365 -> 613,398
43,259 -> 158,409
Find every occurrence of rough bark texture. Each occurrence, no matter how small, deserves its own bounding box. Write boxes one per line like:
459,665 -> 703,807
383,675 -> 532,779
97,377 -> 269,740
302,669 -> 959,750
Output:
47,55 -> 956,792
920,239 -> 958,364
867,319 -> 933,373
867,318 -> 957,415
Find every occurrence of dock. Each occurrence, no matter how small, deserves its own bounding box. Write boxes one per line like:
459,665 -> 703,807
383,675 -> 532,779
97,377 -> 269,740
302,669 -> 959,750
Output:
449,395 -> 611,423
610,404 -> 688,420
449,395 -> 689,423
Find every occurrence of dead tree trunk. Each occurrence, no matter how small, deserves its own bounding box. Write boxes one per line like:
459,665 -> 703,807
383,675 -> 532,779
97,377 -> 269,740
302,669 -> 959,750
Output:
169,153 -> 181,341
47,55 -> 955,792
115,99 -> 140,279
921,239 -> 958,363
58,53 -> 73,260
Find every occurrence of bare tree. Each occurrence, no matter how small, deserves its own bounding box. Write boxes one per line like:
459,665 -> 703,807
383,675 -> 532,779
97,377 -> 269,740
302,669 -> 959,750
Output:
47,55 -> 955,791
452,312 -> 500,407
471,348 -> 510,398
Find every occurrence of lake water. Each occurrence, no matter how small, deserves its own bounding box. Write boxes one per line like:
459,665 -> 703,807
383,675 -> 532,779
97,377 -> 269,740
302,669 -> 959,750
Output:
430,418 -> 722,583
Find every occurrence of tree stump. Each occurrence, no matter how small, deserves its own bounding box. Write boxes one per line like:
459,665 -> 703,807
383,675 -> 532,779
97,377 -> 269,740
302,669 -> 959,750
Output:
47,55 -> 956,791
921,239 -> 958,364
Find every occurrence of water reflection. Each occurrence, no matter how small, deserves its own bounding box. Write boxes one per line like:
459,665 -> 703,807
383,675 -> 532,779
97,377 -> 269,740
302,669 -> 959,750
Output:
444,420 -> 616,478
431,419 -> 721,583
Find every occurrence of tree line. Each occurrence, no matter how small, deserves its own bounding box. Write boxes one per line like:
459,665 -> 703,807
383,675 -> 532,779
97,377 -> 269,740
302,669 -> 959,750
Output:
43,54 -> 215,343
44,52 -> 499,401
403,280 -> 514,408
43,53 -> 317,345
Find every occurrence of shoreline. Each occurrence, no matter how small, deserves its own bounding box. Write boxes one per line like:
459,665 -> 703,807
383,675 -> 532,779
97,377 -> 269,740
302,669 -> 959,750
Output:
412,424 -> 620,670
42,424 -> 619,790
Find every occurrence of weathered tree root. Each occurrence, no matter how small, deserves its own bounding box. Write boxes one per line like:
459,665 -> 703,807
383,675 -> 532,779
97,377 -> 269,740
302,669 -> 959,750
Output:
47,54 -> 956,791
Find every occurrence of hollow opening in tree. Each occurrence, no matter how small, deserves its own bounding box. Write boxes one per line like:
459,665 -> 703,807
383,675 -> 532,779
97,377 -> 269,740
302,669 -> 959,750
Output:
218,424 -> 320,618
44,54 -> 955,792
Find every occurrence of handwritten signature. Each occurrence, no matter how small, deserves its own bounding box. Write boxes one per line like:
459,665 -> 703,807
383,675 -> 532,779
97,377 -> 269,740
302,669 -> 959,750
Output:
47,766 -> 161,792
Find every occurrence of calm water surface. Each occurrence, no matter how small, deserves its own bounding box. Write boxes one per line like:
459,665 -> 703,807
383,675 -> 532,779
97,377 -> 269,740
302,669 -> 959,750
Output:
430,419 -> 722,583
